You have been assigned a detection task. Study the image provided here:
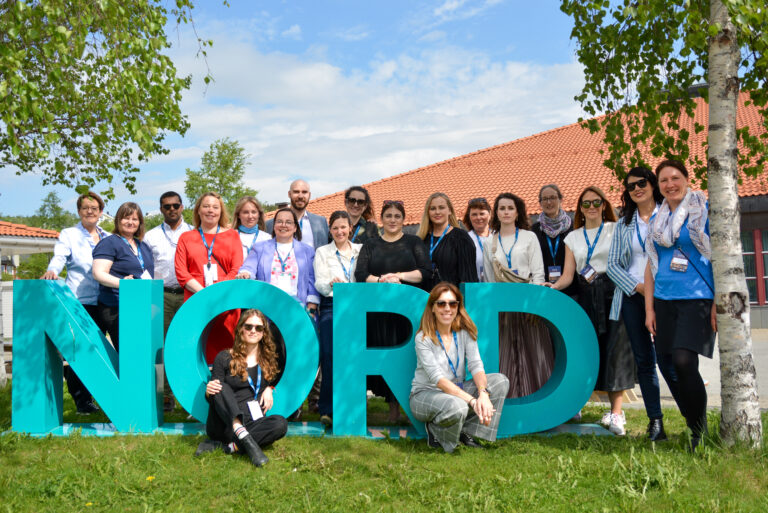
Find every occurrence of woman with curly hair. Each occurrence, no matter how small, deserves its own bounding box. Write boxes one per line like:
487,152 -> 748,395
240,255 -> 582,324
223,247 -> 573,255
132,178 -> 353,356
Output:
200,309 -> 288,467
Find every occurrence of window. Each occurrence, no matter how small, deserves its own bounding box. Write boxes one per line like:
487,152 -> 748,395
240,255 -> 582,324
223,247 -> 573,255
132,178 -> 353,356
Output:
742,231 -> 758,304
742,229 -> 767,305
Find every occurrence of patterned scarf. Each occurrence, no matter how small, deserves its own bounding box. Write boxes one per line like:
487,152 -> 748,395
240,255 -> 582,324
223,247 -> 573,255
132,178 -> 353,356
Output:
647,188 -> 710,275
538,209 -> 572,238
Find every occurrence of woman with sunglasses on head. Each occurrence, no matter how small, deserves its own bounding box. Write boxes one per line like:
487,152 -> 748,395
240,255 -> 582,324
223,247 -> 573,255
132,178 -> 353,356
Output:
175,192 -> 244,364
417,192 -> 478,291
313,210 -> 363,426
531,184 -> 578,297
644,160 -> 716,451
482,193 -> 552,399
355,200 -> 432,422
410,282 -> 509,452
462,197 -> 492,281
232,196 -> 271,259
341,186 -> 379,245
547,187 -> 635,435
200,309 -> 288,467
607,167 -> 680,442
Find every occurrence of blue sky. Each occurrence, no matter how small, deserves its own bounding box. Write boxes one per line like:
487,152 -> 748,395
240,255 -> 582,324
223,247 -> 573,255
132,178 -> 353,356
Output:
1,0 -> 583,216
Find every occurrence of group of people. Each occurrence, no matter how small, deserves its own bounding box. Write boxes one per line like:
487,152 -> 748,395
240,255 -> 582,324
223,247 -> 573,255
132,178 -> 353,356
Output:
43,158 -> 716,465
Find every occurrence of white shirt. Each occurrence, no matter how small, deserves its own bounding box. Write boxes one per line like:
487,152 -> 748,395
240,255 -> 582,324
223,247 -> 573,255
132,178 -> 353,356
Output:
482,229 -> 545,284
299,212 -> 315,249
143,221 -> 192,288
271,241 -> 300,299
468,230 -> 489,281
564,222 -> 616,275
238,229 -> 272,260
313,241 -> 362,297
47,222 -> 109,305
629,208 -> 657,284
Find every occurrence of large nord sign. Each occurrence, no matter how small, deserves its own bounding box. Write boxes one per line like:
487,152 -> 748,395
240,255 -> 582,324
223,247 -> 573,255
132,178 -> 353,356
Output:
12,280 -> 598,437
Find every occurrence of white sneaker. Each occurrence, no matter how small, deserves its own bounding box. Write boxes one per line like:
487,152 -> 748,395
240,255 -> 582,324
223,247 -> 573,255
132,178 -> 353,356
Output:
609,412 -> 626,436
599,412 -> 612,427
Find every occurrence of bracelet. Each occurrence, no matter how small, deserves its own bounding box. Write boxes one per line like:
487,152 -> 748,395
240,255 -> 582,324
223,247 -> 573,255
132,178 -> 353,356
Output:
377,276 -> 382,283
478,388 -> 489,395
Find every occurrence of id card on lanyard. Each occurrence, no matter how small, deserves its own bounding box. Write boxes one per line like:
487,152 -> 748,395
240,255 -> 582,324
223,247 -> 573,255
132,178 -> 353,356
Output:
275,243 -> 294,292
246,367 -> 264,420
546,235 -> 561,283
335,249 -> 355,282
120,236 -> 152,279
436,331 -> 462,389
199,227 -> 219,286
579,223 -> 603,283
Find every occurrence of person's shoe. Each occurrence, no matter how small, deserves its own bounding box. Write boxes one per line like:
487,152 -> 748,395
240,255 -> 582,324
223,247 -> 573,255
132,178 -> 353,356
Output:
309,402 -> 320,413
76,400 -> 100,415
688,417 -> 708,453
236,434 -> 269,467
194,439 -> 223,456
599,411 -> 612,427
647,418 -> 667,442
459,432 -> 484,448
163,396 -> 176,413
288,408 -> 302,422
424,423 -> 441,449
320,415 -> 332,427
609,412 -> 626,436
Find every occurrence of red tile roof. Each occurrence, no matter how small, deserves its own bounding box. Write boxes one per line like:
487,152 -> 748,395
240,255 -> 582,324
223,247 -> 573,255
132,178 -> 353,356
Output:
301,93 -> 768,225
0,221 -> 59,239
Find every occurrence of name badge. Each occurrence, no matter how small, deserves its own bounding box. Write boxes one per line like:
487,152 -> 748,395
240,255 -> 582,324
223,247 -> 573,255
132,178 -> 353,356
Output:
579,264 -> 597,283
247,400 -> 263,421
548,266 -> 562,283
203,263 -> 218,286
670,249 -> 689,272
140,269 -> 152,280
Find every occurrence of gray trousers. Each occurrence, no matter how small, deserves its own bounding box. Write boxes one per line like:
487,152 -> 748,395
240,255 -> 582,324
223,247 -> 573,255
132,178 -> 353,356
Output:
409,373 -> 509,453
160,291 -> 185,400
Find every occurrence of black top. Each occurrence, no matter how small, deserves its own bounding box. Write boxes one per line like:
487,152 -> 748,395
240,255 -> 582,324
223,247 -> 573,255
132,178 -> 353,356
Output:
422,227 -> 478,290
531,221 -> 579,297
210,350 -> 279,404
354,233 -> 432,289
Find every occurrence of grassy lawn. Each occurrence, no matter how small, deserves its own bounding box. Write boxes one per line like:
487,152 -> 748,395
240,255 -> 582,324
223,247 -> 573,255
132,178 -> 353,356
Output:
1,383 -> 767,513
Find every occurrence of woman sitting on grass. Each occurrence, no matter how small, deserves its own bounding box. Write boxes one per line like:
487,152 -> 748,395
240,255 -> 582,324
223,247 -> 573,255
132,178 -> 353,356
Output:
198,309 -> 288,467
409,282 -> 509,453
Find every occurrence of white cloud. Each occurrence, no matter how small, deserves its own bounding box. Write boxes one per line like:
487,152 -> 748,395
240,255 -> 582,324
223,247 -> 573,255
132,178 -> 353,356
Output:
332,26 -> 370,42
282,24 -> 302,40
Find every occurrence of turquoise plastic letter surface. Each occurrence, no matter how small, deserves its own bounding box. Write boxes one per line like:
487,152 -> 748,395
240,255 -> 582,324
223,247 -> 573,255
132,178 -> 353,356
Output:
331,283 -> 428,436
462,282 -> 599,436
164,280 -> 319,423
12,280 -> 164,434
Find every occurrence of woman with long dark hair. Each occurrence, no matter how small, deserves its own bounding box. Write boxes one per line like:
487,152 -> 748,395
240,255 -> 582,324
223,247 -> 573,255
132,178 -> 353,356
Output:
607,167 -> 680,441
462,197 -> 492,281
343,186 -> 379,244
201,309 -> 288,467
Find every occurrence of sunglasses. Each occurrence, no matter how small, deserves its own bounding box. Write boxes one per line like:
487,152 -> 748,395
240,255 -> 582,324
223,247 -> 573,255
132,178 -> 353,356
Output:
581,199 -> 604,209
435,300 -> 459,309
346,197 -> 367,206
243,323 -> 265,333
162,203 -> 182,210
626,178 -> 649,192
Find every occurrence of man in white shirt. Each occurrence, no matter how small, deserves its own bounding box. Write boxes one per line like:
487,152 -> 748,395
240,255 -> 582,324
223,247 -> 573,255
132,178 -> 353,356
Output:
143,191 -> 192,411
266,179 -> 329,249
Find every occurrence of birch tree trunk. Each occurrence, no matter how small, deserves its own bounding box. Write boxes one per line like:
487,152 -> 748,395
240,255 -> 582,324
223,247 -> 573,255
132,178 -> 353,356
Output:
708,0 -> 762,446
0,344 -> 6,388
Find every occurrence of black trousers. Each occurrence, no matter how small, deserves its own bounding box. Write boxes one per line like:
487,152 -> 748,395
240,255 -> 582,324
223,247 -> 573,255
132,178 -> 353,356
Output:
63,304 -> 104,407
206,383 -> 287,447
97,302 -> 120,352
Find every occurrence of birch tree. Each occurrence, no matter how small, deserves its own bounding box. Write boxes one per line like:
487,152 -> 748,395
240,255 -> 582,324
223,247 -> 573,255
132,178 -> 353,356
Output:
561,0 -> 767,446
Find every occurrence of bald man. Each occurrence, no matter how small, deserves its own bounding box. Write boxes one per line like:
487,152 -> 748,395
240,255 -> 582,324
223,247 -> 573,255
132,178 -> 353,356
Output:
266,179 -> 329,249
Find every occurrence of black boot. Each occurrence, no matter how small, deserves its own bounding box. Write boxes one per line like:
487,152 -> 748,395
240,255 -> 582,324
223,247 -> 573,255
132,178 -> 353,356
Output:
688,416 -> 708,453
647,418 -> 667,442
236,434 -> 269,467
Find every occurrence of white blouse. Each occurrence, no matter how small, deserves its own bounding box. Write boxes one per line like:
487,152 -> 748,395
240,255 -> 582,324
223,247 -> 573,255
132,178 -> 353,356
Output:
313,241 -> 362,297
238,230 -> 272,260
564,222 -> 616,275
481,229 -> 545,284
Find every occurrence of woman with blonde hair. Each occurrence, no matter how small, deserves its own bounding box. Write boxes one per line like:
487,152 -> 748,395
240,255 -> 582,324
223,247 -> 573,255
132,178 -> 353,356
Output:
232,196 -> 271,259
409,282 -> 509,452
201,309 -> 288,467
417,192 -> 478,290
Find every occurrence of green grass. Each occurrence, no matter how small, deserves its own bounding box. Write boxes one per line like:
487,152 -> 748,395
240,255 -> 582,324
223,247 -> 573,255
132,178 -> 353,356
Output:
1,382 -> 767,513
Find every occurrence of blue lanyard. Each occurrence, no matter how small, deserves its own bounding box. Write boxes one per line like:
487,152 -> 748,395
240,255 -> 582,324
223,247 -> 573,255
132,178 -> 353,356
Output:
276,242 -> 294,272
634,212 -> 646,253
119,236 -> 145,271
351,224 -> 362,243
498,228 -> 519,268
473,232 -> 484,255
162,223 -> 190,248
436,331 -> 460,381
335,249 -> 355,281
239,230 -> 259,255
246,366 -> 262,399
198,226 -> 219,265
546,234 -> 560,261
429,226 -> 449,258
582,222 -> 604,266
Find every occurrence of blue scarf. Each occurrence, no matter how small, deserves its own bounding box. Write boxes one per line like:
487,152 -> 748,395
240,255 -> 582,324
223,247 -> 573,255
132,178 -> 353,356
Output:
238,225 -> 260,234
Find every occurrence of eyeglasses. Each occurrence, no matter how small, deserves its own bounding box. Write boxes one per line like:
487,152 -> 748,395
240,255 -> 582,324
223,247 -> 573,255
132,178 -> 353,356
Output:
162,203 -> 182,211
80,207 -> 101,213
243,323 -> 265,333
626,178 -> 649,192
540,196 -> 559,203
346,197 -> 367,206
274,220 -> 295,226
435,300 -> 459,309
581,199 -> 604,209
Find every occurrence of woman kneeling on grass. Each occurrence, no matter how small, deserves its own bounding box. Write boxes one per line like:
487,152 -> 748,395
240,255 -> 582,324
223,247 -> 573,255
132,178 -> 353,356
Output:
197,309 -> 288,467
410,282 -> 509,452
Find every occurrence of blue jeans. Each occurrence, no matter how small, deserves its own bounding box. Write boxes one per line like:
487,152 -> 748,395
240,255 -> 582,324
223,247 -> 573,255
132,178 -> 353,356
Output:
621,293 -> 680,419
317,297 -> 334,416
